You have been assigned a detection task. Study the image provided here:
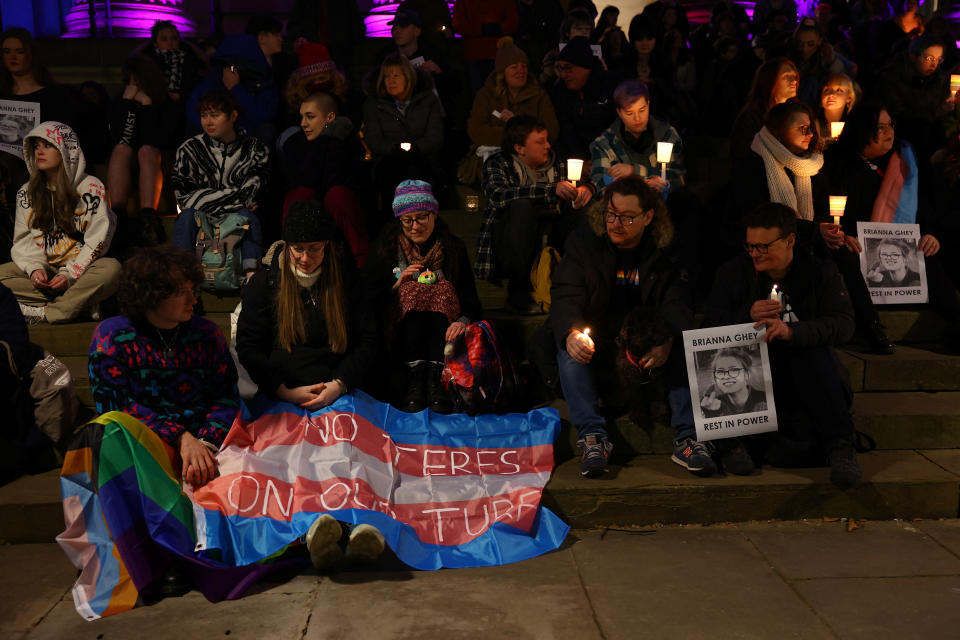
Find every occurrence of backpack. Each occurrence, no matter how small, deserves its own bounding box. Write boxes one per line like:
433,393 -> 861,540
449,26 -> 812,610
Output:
530,245 -> 561,313
194,211 -> 249,293
441,320 -> 522,415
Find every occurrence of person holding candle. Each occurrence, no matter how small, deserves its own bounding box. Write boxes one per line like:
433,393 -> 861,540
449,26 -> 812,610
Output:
731,101 -> 830,251
530,175 -> 714,478
815,73 -> 858,138
825,103 -> 960,352
474,115 -> 594,315
362,53 -> 444,220
588,80 -> 685,196
704,203 -> 861,488
877,35 -> 958,164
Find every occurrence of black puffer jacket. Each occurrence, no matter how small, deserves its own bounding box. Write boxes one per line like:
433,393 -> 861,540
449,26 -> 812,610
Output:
362,68 -> 443,161
236,241 -> 377,394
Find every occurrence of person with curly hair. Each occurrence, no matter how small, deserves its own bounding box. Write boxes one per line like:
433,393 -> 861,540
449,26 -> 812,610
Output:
0,121 -> 119,325
88,246 -> 240,488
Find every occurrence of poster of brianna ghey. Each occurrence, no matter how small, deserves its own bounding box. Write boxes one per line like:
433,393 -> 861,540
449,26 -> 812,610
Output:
857,221 -> 928,304
0,100 -> 40,157
683,323 -> 778,442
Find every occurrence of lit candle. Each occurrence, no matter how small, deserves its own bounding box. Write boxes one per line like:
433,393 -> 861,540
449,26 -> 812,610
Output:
657,142 -> 673,181
581,327 -> 595,350
400,142 -> 412,151
951,74 -> 960,94
830,121 -> 845,138
769,285 -> 782,303
567,158 -> 584,182
829,195 -> 847,227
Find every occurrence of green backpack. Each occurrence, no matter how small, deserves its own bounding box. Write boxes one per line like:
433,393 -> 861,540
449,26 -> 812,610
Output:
194,211 -> 249,293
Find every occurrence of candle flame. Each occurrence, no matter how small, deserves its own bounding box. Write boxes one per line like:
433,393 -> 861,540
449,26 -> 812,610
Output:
583,328 -> 591,337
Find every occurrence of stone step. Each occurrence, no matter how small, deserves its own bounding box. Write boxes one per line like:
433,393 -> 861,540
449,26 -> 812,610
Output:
852,392 -> 960,449
544,450 -> 960,528
845,345 -> 960,392
6,450 -> 959,543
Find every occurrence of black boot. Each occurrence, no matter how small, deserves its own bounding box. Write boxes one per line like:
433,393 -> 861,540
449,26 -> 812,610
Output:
426,362 -> 452,413
402,362 -> 427,413
138,207 -> 166,246
864,320 -> 895,355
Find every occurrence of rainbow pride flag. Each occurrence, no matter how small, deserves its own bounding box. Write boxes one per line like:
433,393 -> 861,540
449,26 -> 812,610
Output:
57,393 -> 569,620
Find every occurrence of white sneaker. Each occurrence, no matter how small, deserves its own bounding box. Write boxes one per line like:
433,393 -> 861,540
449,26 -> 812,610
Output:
306,514 -> 343,570
18,303 -> 46,325
345,524 -> 385,563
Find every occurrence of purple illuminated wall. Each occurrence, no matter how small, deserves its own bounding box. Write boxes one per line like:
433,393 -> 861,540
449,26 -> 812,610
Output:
62,0 -> 197,38
364,0 -> 455,38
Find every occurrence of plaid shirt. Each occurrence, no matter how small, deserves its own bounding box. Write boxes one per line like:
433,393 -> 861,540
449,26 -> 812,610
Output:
474,152 -> 565,279
589,117 -> 685,195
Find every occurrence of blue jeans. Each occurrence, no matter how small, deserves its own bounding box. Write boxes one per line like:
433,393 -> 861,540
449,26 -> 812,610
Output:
556,346 -> 695,441
173,208 -> 263,271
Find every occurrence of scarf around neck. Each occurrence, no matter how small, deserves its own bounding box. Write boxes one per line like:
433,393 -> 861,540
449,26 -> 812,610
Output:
750,127 -> 824,221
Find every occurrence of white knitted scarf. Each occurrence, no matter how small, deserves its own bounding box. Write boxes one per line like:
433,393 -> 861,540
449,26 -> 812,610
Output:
750,127 -> 824,221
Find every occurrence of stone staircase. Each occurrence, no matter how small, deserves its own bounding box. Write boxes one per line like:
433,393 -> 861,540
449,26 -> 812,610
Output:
4,203 -> 960,543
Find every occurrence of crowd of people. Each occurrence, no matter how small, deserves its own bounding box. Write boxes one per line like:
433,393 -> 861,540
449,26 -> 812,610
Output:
2,0 -> 960,578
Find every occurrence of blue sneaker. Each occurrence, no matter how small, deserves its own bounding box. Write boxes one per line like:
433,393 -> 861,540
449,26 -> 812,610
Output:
671,437 -> 718,477
577,433 -> 612,478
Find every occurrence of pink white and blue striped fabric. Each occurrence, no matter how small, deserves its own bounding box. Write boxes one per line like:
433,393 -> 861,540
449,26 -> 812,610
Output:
191,391 -> 569,569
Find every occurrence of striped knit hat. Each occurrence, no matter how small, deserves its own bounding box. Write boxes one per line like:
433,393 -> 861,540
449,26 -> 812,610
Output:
392,179 -> 438,217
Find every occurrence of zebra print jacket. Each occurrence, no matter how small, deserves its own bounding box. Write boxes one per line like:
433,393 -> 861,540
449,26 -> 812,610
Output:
171,130 -> 269,214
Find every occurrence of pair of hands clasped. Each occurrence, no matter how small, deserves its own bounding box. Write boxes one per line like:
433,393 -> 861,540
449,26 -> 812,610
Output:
122,82 -> 153,105
277,380 -> 346,411
565,329 -> 673,369
555,181 -> 593,209
30,269 -> 68,292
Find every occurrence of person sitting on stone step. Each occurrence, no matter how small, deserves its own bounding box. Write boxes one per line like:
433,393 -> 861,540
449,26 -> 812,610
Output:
703,202 -> 862,488
474,114 -> 593,315
364,180 -> 481,414
170,89 -> 268,282
531,175 -> 714,479
0,121 -> 120,325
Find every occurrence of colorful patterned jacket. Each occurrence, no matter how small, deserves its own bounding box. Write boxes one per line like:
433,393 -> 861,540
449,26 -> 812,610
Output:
88,315 -> 240,447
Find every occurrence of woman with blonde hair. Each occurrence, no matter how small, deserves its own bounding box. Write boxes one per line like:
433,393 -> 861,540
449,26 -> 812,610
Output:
817,72 -> 859,135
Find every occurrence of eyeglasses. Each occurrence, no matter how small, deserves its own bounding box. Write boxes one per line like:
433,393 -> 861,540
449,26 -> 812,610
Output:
714,367 -> 743,379
877,120 -> 896,134
399,212 -> 433,228
920,55 -> 944,65
793,124 -> 814,136
289,244 -> 326,256
555,63 -> 574,74
743,236 -> 785,255
605,211 -> 643,226
879,251 -> 903,259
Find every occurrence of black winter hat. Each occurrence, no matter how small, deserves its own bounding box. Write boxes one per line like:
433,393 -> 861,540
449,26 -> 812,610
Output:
558,37 -> 597,70
283,199 -> 336,243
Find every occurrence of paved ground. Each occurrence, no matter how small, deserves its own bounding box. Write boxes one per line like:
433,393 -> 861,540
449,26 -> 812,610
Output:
4,519 -> 960,639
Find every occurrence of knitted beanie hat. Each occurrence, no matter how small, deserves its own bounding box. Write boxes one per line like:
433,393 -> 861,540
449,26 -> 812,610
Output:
296,42 -> 336,76
558,36 -> 596,70
495,37 -> 529,73
283,199 -> 335,242
392,179 -> 438,217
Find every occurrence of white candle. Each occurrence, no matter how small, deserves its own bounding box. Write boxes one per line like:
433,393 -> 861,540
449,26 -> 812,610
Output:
769,285 -> 782,303
951,74 -> 960,94
581,327 -> 595,349
567,158 -> 583,182
829,195 -> 847,227
656,142 -> 673,163
657,142 -> 672,181
400,142 -> 412,151
830,121 -> 845,138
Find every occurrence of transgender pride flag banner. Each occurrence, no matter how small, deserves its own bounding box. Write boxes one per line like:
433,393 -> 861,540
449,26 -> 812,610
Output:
193,391 -> 569,570
58,392 -> 568,620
